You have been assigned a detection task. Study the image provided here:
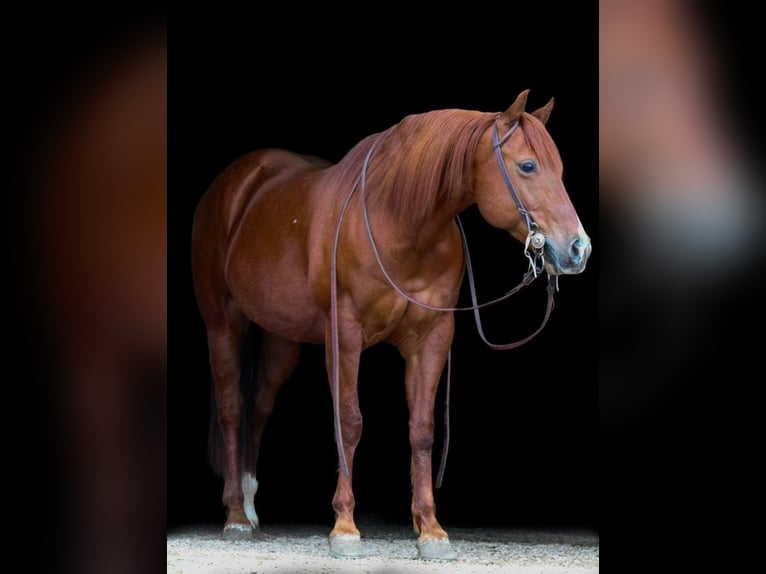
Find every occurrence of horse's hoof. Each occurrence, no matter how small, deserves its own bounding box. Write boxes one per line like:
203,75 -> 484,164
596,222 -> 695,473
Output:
417,537 -> 457,560
222,523 -> 253,540
329,534 -> 364,558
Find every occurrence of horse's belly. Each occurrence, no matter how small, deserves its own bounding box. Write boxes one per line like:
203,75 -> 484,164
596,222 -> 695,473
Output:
225,220 -> 325,344
245,295 -> 325,344
230,261 -> 325,343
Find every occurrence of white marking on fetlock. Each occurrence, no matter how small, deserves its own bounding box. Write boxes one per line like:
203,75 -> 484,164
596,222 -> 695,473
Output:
242,472 -> 259,528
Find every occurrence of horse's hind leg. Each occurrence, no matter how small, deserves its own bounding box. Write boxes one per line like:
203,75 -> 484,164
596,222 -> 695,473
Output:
205,313 -> 253,539
241,331 -> 301,531
403,314 -> 457,560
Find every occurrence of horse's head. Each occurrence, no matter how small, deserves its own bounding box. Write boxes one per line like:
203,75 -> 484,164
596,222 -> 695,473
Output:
473,90 -> 591,275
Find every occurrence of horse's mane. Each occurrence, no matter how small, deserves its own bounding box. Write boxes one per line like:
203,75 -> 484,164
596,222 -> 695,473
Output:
327,109 -> 491,226
327,108 -> 559,226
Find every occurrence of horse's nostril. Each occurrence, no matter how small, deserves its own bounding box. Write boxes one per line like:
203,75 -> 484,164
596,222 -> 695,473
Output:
570,238 -> 584,265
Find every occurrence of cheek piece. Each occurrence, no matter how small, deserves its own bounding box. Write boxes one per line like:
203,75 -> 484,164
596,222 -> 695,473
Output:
492,118 -> 546,277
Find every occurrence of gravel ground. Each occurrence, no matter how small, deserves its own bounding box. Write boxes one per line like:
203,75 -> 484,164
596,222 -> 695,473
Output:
167,519 -> 599,574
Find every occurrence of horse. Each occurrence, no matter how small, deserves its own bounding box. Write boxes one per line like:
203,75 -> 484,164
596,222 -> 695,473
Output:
191,89 -> 591,560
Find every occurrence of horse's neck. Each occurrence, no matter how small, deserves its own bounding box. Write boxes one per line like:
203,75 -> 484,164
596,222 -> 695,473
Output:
376,194 -> 473,255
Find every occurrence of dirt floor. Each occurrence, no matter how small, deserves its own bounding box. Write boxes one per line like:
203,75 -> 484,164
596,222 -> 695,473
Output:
167,519 -> 599,574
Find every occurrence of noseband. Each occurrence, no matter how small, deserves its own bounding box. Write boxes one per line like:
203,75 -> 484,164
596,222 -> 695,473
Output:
329,118 -> 558,483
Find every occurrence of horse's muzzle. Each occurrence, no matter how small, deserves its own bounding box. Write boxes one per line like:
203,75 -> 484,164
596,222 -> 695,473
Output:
545,235 -> 592,275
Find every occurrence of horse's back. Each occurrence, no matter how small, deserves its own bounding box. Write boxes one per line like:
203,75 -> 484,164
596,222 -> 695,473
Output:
192,148 -> 330,341
195,149 -> 328,238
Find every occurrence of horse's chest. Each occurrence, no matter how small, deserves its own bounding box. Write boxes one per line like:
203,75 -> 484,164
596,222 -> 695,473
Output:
357,293 -> 410,347
357,290 -> 445,348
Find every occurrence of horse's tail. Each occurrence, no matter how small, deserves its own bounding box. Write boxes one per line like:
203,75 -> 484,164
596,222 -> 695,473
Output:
208,324 -> 259,477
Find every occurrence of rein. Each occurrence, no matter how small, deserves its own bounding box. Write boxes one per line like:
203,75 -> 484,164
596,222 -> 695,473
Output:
329,118 -> 557,483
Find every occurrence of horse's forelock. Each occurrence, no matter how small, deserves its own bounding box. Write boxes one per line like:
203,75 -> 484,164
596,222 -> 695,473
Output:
519,112 -> 563,173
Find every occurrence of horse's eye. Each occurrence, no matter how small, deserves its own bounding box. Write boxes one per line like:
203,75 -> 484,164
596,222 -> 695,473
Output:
518,160 -> 537,174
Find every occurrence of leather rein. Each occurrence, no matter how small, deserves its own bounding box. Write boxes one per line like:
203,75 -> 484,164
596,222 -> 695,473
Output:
329,118 -> 557,484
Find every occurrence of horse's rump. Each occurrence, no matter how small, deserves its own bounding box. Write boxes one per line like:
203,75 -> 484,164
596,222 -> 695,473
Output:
193,149 -> 331,348
207,149 -> 329,239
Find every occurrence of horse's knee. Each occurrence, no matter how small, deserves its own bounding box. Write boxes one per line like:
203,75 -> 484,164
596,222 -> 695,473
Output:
341,412 -> 363,446
409,424 -> 435,452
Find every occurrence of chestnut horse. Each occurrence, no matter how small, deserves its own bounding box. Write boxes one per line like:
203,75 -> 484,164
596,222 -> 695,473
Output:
191,90 -> 591,559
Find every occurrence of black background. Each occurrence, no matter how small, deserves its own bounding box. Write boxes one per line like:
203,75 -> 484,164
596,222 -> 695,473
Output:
169,7 -> 599,534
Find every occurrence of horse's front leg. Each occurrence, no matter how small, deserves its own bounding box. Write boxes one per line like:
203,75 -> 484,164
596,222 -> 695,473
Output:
324,314 -> 364,557
403,313 -> 458,560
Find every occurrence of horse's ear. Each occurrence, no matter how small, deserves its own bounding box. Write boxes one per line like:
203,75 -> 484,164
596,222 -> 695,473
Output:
531,97 -> 554,125
502,89 -> 530,126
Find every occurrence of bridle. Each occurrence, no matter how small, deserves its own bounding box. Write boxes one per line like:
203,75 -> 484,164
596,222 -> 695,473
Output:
492,119 -> 548,278
329,116 -> 558,483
